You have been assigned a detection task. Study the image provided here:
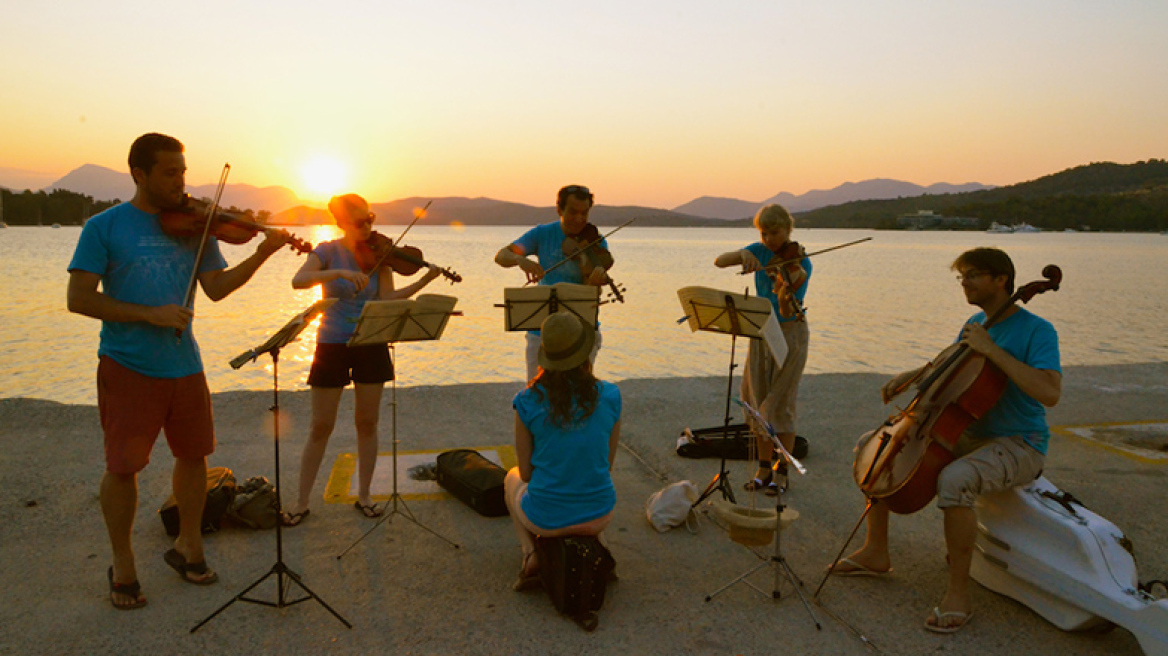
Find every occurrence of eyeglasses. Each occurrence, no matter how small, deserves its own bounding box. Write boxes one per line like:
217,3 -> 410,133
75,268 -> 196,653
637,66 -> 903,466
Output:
346,213 -> 375,227
956,270 -> 990,283
561,185 -> 590,196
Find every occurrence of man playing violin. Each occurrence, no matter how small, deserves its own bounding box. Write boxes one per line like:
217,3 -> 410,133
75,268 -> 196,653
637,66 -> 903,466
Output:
494,184 -> 610,381
838,247 -> 1061,634
714,204 -> 811,496
66,133 -> 293,610
281,193 -> 442,526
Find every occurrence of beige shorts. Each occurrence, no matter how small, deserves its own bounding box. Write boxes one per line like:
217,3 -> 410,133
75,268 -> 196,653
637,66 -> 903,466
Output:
935,434 -> 1045,509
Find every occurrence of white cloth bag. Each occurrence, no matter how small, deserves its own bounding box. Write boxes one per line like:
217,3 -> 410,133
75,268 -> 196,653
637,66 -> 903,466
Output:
645,480 -> 699,533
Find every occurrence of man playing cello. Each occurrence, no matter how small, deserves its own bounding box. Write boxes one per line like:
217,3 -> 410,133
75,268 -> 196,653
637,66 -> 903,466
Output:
837,247 -> 1061,634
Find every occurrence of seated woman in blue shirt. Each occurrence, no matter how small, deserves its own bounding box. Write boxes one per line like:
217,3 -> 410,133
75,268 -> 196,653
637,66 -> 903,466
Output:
503,312 -> 622,590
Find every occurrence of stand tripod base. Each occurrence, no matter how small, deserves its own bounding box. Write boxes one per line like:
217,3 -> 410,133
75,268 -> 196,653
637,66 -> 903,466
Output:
705,551 -> 822,629
694,463 -> 736,506
338,493 -> 460,559
191,561 -> 351,632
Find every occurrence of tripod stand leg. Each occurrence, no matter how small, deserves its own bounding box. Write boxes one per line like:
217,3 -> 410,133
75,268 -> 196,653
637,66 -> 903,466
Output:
705,560 -> 771,602
693,457 -> 736,507
339,371 -> 461,558
775,556 -> 822,630
193,347 -> 351,632
191,567 -> 275,632
275,565 -> 353,628
813,498 -> 874,599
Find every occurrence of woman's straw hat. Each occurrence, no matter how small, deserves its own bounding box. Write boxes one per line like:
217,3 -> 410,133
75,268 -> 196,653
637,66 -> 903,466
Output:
538,312 -> 596,372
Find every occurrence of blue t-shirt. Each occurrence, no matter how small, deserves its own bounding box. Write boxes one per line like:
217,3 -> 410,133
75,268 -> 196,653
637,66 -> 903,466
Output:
963,308 -> 1061,454
67,202 -> 227,378
513,221 -> 608,287
743,242 -> 812,323
514,380 -> 621,530
313,240 -> 381,344
513,221 -> 609,334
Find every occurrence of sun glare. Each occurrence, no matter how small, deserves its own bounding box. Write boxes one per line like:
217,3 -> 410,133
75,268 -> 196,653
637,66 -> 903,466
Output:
300,156 -> 347,198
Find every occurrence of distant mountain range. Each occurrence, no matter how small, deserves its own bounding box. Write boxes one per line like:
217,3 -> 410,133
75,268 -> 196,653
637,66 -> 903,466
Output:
273,198 -> 721,227
672,179 -> 993,220
7,163 -> 995,225
41,164 -> 301,215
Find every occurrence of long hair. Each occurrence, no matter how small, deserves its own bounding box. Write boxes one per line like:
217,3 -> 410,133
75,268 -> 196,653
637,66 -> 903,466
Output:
530,363 -> 599,428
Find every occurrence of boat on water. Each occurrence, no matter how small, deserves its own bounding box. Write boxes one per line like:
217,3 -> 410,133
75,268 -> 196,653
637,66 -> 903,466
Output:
51,223 -> 61,229
987,222 -> 1013,233
1013,222 -> 1041,233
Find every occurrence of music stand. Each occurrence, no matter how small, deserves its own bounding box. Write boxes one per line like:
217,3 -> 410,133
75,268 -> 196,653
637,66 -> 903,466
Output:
498,282 -> 600,332
338,294 -> 461,558
676,286 -> 785,506
704,398 -> 821,630
192,299 -> 351,632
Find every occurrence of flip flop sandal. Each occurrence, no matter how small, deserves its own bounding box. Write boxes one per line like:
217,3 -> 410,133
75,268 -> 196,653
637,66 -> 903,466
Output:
354,501 -> 383,518
108,567 -> 147,610
163,548 -> 219,585
830,557 -> 892,577
743,473 -> 774,493
925,608 -> 973,634
280,509 -> 310,527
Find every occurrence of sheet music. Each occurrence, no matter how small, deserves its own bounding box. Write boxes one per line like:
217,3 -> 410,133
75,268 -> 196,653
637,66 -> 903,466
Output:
735,397 -> 806,475
349,294 -> 458,345
675,286 -> 773,337
229,299 -> 337,369
502,283 -> 599,331
760,311 -> 788,367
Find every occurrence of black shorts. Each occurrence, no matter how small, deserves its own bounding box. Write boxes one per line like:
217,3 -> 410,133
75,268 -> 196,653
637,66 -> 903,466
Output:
307,343 -> 395,388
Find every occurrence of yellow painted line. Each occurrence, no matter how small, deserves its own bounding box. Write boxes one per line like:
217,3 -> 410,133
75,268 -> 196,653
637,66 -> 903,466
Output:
1053,420 -> 1168,464
324,445 -> 517,503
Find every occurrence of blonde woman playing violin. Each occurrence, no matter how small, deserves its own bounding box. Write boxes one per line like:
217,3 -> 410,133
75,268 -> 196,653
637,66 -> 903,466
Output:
714,204 -> 811,496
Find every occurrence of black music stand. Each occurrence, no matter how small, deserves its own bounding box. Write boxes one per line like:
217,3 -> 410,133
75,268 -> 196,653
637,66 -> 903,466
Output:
676,287 -> 783,506
704,399 -> 821,630
338,295 -> 461,558
498,282 -> 600,332
192,299 -> 351,632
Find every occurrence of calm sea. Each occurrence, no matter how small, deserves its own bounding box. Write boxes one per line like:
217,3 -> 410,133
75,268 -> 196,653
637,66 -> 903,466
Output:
2,224 -> 1165,405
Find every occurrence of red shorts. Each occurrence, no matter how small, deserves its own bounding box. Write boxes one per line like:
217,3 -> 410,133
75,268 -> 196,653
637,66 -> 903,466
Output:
97,356 -> 216,474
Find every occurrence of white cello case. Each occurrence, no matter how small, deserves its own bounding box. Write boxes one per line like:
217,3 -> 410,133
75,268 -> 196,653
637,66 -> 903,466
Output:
971,476 -> 1168,656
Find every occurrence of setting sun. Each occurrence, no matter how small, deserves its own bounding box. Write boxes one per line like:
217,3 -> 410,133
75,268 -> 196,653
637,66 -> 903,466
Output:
300,156 -> 347,198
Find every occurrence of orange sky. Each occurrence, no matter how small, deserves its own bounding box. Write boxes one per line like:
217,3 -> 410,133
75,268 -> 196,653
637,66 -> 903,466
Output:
2,2 -> 1166,208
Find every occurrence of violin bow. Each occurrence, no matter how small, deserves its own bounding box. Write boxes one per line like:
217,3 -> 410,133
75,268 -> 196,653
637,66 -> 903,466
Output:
369,200 -> 432,272
751,237 -> 873,274
393,200 -> 432,245
176,163 -> 230,340
534,217 -> 636,283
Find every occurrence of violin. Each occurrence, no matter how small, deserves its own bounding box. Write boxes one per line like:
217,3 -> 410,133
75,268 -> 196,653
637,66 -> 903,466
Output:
355,230 -> 462,283
562,223 -> 625,303
159,195 -> 312,255
851,265 -> 1062,514
765,240 -> 808,319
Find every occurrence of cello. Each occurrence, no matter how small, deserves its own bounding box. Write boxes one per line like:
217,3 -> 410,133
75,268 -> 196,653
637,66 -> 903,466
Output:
852,265 -> 1062,514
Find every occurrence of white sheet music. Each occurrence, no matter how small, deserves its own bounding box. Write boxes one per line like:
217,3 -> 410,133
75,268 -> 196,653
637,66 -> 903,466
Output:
760,311 -> 788,368
349,294 -> 458,345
